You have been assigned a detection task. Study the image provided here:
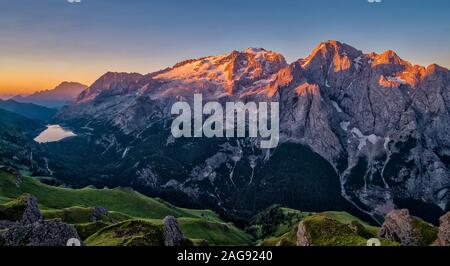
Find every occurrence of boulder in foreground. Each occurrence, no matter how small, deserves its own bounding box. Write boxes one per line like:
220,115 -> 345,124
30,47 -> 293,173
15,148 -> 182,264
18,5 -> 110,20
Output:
378,209 -> 438,246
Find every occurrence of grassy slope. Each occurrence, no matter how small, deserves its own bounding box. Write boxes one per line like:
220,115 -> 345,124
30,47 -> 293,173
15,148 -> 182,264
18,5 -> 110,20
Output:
0,169 -> 218,221
41,206 -> 132,224
259,226 -> 298,246
300,215 -> 368,246
0,196 -> 9,204
0,194 -> 29,221
255,207 -> 388,246
270,207 -> 312,237
258,212 -> 399,246
320,211 -> 380,235
98,218 -> 254,246
85,220 -> 165,246
0,169 -> 252,245
247,205 -> 313,241
178,218 -> 253,245
410,217 -> 439,245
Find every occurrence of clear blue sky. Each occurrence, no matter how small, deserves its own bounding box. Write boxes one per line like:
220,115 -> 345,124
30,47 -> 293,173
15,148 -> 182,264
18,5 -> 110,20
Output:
1,0 -> 449,93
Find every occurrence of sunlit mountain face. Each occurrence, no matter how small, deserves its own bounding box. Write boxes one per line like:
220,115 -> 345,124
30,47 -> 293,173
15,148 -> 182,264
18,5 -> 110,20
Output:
31,40 -> 446,225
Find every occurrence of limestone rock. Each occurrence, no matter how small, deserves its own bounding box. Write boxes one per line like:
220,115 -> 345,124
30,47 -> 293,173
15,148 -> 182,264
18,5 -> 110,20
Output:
379,209 -> 438,246
91,206 -> 113,222
435,212 -> 450,246
0,194 -> 43,224
163,215 -> 190,246
0,219 -> 80,246
296,221 -> 312,246
0,220 -> 15,230
20,194 -> 43,225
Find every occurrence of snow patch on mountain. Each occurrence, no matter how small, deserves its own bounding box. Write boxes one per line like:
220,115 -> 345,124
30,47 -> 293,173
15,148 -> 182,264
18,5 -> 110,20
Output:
386,76 -> 407,85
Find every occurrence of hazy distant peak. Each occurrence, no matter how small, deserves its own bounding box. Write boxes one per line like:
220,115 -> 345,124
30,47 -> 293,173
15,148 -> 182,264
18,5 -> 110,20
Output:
13,81 -> 88,108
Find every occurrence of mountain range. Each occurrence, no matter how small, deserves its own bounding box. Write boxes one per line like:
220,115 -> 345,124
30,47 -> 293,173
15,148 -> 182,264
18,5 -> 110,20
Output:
13,82 -> 88,108
39,40 -> 450,225
0,107 -> 48,175
0,99 -> 57,121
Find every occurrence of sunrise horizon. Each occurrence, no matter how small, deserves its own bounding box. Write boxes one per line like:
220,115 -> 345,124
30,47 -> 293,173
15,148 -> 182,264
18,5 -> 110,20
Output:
1,0 -> 450,96
2,39 -> 450,96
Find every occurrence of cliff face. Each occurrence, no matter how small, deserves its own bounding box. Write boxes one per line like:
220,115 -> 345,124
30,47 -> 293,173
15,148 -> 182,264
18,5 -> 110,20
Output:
55,41 -> 450,222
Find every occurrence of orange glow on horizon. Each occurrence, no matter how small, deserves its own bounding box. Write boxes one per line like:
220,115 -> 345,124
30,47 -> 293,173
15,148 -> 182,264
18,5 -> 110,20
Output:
0,56 -> 162,96
0,62 -> 99,95
0,76 -> 93,95
0,75 -> 95,95
1,52 -> 449,96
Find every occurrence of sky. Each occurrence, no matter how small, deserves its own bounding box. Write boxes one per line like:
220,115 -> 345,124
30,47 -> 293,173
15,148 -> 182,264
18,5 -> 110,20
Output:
0,0 -> 449,96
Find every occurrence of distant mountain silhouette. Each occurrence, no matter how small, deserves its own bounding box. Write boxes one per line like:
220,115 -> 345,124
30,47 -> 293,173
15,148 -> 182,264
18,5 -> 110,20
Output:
13,81 -> 88,108
0,99 -> 57,121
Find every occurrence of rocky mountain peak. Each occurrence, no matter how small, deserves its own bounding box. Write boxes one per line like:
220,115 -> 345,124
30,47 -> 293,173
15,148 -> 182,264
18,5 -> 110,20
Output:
301,40 -> 363,66
53,81 -> 87,93
296,41 -> 365,90
153,48 -> 287,95
243,47 -> 286,64
77,72 -> 144,103
92,71 -> 143,89
425,63 -> 449,78
373,50 -> 406,66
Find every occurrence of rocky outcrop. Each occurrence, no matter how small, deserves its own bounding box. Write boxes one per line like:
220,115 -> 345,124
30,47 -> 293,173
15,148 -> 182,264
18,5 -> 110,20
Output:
0,193 -> 43,223
1,219 -> 80,246
379,209 -> 416,245
163,215 -> 190,246
379,209 -> 438,246
435,212 -> 450,246
0,195 -> 81,246
20,194 -> 43,225
0,220 -> 15,230
296,221 -> 312,246
91,206 -> 113,223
